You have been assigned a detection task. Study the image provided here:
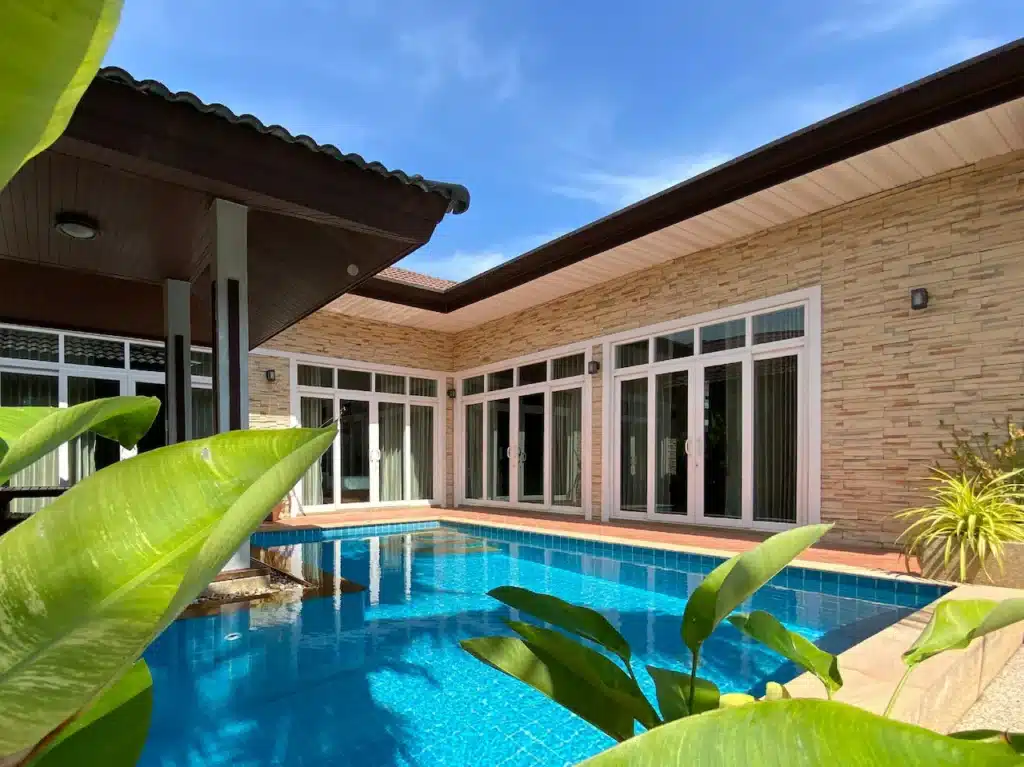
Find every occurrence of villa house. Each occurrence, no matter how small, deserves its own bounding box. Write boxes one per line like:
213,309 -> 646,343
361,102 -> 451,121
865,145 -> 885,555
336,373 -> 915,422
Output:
3,42 -> 1023,549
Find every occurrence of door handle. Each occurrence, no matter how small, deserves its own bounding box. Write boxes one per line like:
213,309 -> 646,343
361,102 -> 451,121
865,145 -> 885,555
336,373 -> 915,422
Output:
684,438 -> 692,456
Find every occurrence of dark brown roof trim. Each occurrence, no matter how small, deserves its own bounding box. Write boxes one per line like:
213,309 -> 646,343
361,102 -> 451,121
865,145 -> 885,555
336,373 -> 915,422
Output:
352,38 -> 1024,314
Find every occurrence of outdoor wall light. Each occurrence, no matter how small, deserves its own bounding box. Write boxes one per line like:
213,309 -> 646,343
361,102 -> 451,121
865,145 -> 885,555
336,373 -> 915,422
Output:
264,369 -> 277,383
910,287 -> 929,311
54,212 -> 99,240
588,360 -> 601,375
446,387 -> 458,399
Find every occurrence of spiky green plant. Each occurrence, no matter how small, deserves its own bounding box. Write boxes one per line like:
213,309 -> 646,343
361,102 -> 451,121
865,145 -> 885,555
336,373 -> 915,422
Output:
896,469 -> 1024,582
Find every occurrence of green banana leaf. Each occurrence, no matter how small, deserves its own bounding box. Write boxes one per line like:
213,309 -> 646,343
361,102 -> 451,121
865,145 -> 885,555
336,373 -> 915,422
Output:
728,610 -> 842,694
0,397 -> 160,486
461,636 -> 636,742
504,621 -> 660,730
0,426 -> 335,757
29,659 -> 152,767
487,586 -> 633,663
682,525 -> 831,654
0,0 -> 122,188
903,598 -> 1024,667
581,699 -> 1022,766
646,666 -> 720,720
949,730 -> 1024,753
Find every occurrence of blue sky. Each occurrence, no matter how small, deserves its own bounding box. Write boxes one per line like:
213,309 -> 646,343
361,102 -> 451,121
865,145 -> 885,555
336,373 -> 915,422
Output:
105,1 -> 1022,282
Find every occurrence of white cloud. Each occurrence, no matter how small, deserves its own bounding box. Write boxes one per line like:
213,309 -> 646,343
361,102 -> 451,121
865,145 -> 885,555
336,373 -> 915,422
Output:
551,153 -> 731,209
408,229 -> 570,281
814,0 -> 959,40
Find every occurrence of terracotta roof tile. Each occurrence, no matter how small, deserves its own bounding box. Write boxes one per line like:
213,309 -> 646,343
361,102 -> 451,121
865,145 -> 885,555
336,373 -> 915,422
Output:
377,266 -> 456,292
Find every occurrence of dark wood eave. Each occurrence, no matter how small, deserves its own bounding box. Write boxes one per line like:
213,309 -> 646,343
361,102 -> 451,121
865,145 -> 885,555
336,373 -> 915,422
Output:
352,38 -> 1024,314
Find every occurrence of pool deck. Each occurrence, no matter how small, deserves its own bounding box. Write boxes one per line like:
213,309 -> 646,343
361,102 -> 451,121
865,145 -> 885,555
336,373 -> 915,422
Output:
260,506 -> 920,579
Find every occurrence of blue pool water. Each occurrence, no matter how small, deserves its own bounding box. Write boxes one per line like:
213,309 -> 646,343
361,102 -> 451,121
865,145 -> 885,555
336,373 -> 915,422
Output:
141,523 -> 946,766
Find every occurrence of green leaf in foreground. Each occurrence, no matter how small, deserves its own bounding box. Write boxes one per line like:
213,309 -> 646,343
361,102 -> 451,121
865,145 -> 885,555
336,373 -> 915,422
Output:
681,525 -> 831,655
646,666 -> 719,720
461,636 -> 635,742
903,598 -> 1024,667
29,659 -> 152,767
728,611 -> 842,695
0,426 -> 335,757
581,699 -> 1022,766
0,0 -> 122,188
949,730 -> 1024,753
488,586 -> 632,663
0,396 -> 160,485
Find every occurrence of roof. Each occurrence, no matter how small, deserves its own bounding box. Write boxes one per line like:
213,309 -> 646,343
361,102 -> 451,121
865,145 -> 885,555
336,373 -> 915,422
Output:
345,38 -> 1024,319
97,67 -> 471,215
377,266 -> 457,292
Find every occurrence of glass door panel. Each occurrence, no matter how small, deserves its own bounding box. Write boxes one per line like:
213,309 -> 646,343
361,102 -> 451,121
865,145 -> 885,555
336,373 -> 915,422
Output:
68,376 -> 122,483
754,355 -> 798,523
465,403 -> 483,499
0,371 -> 59,515
378,402 -> 405,502
487,398 -> 510,501
517,392 -> 545,504
300,396 -> 334,505
654,371 -> 689,515
133,381 -> 167,454
191,387 -> 215,439
409,405 -> 434,501
702,362 -> 743,520
551,388 -> 582,507
619,377 -> 648,512
340,399 -> 370,503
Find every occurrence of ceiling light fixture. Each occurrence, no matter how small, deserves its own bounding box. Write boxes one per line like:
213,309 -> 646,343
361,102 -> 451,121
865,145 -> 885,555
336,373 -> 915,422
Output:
55,212 -> 99,241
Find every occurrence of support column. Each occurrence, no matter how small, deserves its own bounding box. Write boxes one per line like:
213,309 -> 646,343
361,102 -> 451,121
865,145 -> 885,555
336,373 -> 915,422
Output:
164,279 -> 192,445
211,198 -> 250,571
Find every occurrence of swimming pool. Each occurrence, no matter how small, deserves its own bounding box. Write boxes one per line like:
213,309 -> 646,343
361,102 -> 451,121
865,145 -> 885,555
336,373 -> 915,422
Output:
140,522 -> 946,766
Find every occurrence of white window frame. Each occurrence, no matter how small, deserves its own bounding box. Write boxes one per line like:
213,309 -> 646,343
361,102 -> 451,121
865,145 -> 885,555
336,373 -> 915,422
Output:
599,286 -> 822,530
454,341 -> 593,518
257,347 -> 446,511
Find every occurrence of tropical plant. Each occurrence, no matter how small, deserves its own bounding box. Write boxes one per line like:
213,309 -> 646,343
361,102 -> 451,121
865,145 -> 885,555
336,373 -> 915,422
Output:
0,398 -> 335,765
896,469 -> 1024,582
939,418 -> 1024,484
1,0 -> 122,189
461,527 -> 1024,765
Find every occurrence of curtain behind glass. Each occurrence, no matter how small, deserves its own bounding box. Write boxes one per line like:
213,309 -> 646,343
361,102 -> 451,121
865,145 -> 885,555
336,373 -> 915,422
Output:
191,388 -> 216,439
68,377 -> 121,486
552,388 -> 582,507
410,405 -> 434,500
703,362 -> 743,519
1,372 -> 59,515
300,397 -> 334,505
487,399 -> 510,501
379,402 -> 405,501
655,371 -> 688,515
754,356 -> 798,522
619,378 -> 647,512
465,403 -> 483,499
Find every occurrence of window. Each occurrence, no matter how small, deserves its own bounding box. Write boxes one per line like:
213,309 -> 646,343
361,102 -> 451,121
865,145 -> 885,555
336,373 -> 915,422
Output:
615,340 -> 649,368
410,377 -> 437,397
337,368 -> 372,391
488,369 -> 514,391
376,373 -> 406,394
463,376 -> 485,396
700,319 -> 745,354
297,364 -> 333,388
0,327 -> 58,362
129,344 -> 165,372
0,371 -> 59,515
753,306 -> 804,344
64,335 -> 124,368
654,330 -> 694,361
190,350 -> 214,377
300,397 -> 334,505
754,356 -> 798,523
517,362 -> 547,386
552,353 -> 584,379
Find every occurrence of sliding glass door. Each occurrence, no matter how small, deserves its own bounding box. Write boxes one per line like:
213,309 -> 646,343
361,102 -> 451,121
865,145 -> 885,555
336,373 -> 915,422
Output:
517,393 -> 544,504
487,398 -> 511,501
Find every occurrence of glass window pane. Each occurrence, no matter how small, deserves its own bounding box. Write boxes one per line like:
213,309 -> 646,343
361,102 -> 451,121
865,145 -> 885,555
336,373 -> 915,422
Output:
409,377 -> 437,397
753,306 -> 805,344
190,350 -> 214,377
379,402 -> 405,501
297,364 -> 333,388
488,369 -> 514,391
300,397 -> 334,505
129,344 -> 165,372
68,377 -> 122,485
465,403 -> 483,498
552,388 -> 582,507
64,335 -> 124,368
487,398 -> 511,500
0,372 -> 59,515
191,387 -> 215,439
463,375 -> 485,396
654,330 -> 694,362
700,319 -> 745,354
619,378 -> 648,512
517,362 -> 547,386
518,392 -> 545,503
339,400 -> 370,503
655,371 -> 688,515
551,353 -> 585,379
615,340 -> 649,369
0,327 -> 58,362
376,373 -> 406,394
337,368 -> 372,391
754,356 -> 798,523
410,405 -> 434,500
703,362 -> 743,519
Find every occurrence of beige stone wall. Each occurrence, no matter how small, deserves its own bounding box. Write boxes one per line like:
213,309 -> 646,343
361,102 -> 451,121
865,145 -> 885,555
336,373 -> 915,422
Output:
248,354 -> 292,429
451,151 -> 1024,546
